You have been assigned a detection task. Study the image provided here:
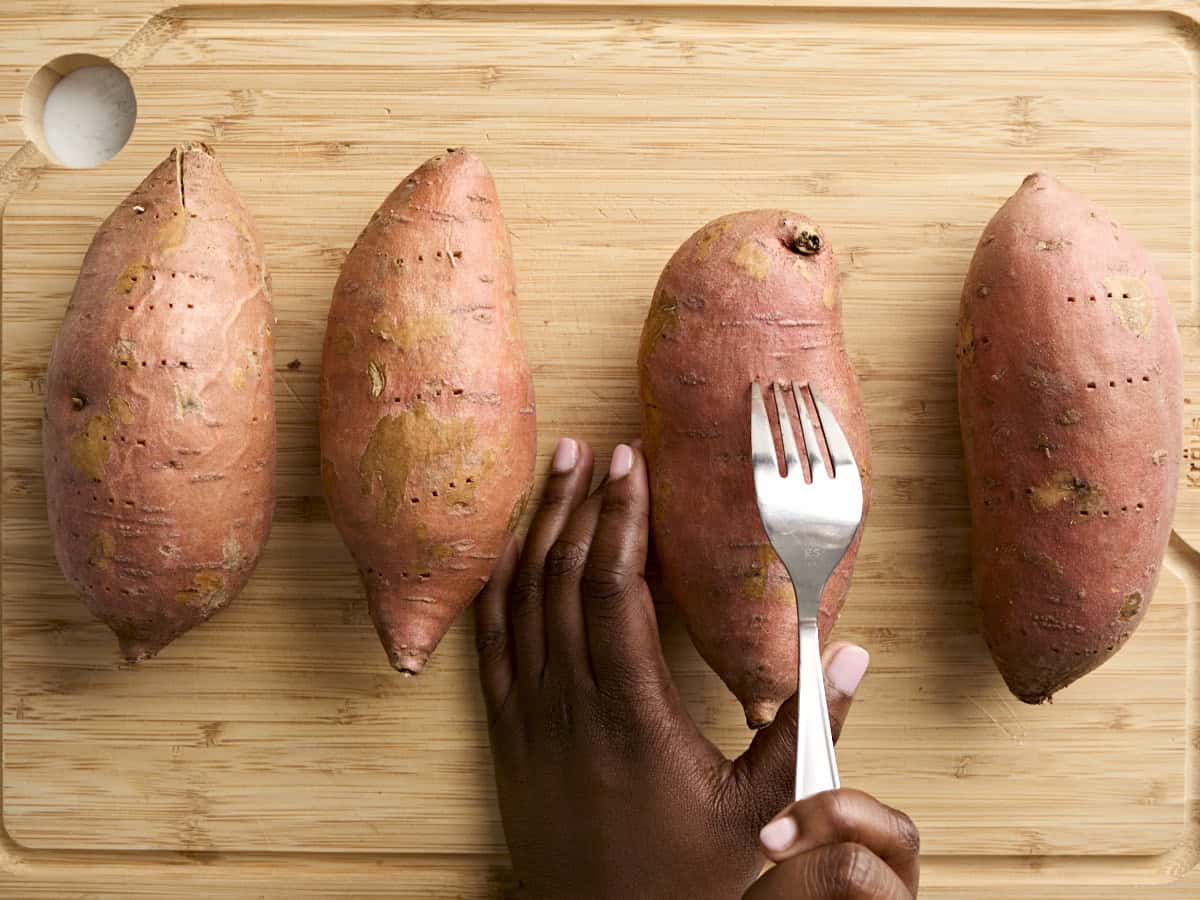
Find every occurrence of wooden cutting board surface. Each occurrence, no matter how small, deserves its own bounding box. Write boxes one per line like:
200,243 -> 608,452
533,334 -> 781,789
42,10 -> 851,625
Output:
2,0 -> 1200,896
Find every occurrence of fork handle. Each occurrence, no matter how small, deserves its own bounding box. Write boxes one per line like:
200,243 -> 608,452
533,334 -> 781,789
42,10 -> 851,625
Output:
795,619 -> 840,801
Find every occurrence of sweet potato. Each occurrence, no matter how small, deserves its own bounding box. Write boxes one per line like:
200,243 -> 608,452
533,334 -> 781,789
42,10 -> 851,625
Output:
639,211 -> 872,728
957,172 -> 1183,703
320,148 -> 536,673
43,144 -> 276,661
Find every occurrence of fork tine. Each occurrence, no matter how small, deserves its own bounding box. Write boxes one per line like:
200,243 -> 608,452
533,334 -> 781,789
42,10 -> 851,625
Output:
772,383 -> 803,476
793,382 -> 828,480
749,382 -> 778,476
810,388 -> 858,475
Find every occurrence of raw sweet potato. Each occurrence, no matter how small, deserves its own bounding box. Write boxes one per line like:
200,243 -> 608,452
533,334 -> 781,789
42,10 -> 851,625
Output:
320,148 -> 536,673
957,172 -> 1183,703
639,211 -> 872,728
43,144 -> 276,661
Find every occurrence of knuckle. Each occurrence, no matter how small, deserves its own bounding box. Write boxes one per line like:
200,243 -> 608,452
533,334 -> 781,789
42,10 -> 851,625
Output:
580,563 -> 633,604
474,626 -> 508,663
824,843 -> 875,899
508,569 -> 542,616
544,538 -> 590,579
814,789 -> 854,836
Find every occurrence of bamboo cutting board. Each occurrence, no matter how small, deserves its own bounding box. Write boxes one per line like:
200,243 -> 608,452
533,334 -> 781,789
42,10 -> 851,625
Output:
2,0 -> 1200,896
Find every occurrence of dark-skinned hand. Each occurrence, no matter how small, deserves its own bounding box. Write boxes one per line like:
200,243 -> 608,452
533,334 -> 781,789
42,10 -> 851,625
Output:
749,789 -> 920,899
476,437 -> 877,900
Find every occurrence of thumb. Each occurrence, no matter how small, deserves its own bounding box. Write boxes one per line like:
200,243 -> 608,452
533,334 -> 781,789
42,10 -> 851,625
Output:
729,642 -> 870,830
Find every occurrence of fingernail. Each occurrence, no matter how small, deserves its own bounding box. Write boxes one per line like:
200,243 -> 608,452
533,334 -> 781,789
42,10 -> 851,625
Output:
759,815 -> 798,853
551,437 -> 578,473
827,644 -> 870,696
608,444 -> 634,480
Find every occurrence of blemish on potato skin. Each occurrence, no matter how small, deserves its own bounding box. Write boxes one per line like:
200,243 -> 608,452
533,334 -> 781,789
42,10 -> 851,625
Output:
505,487 -> 531,533
1056,408 -> 1082,426
222,537 -> 242,570
956,318 -> 975,366
176,570 -> 226,609
732,240 -> 770,281
156,212 -> 187,253
112,338 -> 138,369
88,530 -> 116,569
1029,470 -> 1104,515
821,284 -> 836,310
113,262 -> 150,297
640,286 -> 681,355
358,403 -> 477,524
1104,276 -> 1152,335
1151,449 -> 1168,466
69,413 -> 115,481
107,396 -> 134,424
693,221 -> 728,262
369,311 -> 451,351
1120,591 -> 1142,620
229,367 -> 247,390
173,384 -> 203,419
368,360 -> 386,398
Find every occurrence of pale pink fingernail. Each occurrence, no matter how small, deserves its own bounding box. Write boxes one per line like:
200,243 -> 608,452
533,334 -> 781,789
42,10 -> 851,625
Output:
551,437 -> 578,473
760,815 -> 798,852
609,444 -> 634,480
827,644 -> 870,696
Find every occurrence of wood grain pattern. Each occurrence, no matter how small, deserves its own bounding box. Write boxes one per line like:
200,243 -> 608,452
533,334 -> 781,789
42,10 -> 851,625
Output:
2,0 -> 1200,896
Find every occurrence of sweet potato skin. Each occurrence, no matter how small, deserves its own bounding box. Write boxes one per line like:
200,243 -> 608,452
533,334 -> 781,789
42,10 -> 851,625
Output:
639,211 -> 872,728
43,144 -> 276,661
957,173 -> 1183,703
320,149 -> 536,674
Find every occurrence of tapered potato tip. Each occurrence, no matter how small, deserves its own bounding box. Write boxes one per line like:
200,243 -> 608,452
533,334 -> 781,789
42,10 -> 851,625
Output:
386,646 -> 431,676
116,633 -> 173,664
744,698 -> 781,731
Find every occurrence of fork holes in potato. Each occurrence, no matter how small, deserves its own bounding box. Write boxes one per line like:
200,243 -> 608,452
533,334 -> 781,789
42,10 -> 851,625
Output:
1067,296 -> 1076,303
1136,502 -> 1144,510
1087,382 -> 1096,390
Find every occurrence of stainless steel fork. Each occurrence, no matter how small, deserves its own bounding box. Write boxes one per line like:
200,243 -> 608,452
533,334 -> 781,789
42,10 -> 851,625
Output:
750,381 -> 864,800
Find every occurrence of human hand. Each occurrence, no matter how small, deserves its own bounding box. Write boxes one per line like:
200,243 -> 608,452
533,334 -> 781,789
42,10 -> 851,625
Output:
745,789 -> 920,899
476,437 -> 872,900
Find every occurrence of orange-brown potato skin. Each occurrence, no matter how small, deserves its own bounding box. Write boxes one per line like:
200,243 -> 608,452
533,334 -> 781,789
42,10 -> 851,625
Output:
43,144 -> 276,662
957,173 -> 1183,703
320,149 -> 536,674
639,211 -> 872,729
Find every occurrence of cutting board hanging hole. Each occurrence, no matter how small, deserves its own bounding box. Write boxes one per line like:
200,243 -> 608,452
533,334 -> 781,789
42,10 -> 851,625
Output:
21,54 -> 137,169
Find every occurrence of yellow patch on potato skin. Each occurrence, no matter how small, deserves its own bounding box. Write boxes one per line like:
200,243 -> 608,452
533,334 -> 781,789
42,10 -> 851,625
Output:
370,311 -> 451,351
70,413 -> 115,481
176,570 -> 226,607
113,261 -> 150,298
1029,470 -> 1104,515
822,284 -> 837,310
732,239 -> 770,281
1120,590 -> 1143,620
693,221 -> 728,262
229,367 -> 247,390
107,396 -> 134,424
358,403 -> 477,524
88,530 -> 115,570
741,544 -> 778,601
1104,276 -> 1152,335
156,212 -> 188,253
956,317 -> 975,366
